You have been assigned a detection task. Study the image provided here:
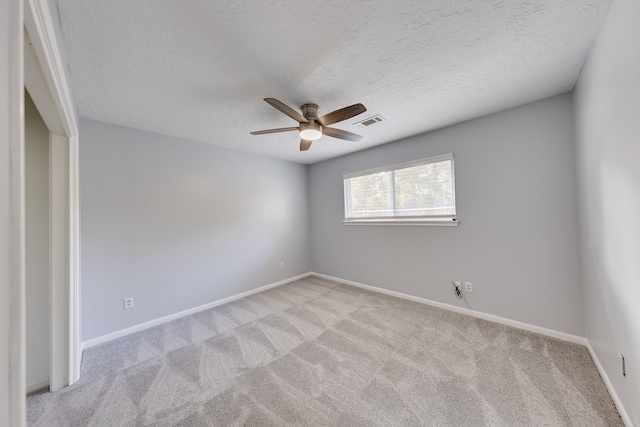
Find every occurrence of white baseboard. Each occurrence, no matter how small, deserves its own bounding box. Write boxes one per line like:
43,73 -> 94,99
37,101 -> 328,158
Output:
26,377 -> 49,394
82,273 -> 312,350
83,271 -> 585,349
311,272 -> 587,346
586,343 -> 634,427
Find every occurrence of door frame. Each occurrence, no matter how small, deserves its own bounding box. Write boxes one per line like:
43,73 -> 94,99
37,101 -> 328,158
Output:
3,0 -> 78,422
24,0 -> 80,391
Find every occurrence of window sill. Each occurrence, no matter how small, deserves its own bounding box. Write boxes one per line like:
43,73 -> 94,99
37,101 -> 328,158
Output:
343,218 -> 459,227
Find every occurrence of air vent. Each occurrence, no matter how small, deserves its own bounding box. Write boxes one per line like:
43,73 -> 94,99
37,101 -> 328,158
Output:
354,114 -> 385,129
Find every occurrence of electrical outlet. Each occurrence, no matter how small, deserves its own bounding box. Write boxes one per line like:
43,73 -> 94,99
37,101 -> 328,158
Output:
464,282 -> 473,292
124,297 -> 134,309
280,262 -> 285,270
454,281 -> 462,290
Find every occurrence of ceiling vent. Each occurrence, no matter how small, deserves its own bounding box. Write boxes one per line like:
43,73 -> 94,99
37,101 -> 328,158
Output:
354,115 -> 385,129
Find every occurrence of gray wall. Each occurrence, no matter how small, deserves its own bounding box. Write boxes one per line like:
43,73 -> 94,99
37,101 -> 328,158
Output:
309,94 -> 584,336
574,0 -> 639,423
80,119 -> 311,341
25,90 -> 50,389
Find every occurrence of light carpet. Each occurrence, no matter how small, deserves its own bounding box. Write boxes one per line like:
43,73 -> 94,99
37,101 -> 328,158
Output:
27,275 -> 623,426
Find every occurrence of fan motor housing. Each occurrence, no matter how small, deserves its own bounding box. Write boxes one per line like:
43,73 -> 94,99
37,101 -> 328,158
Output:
301,103 -> 319,121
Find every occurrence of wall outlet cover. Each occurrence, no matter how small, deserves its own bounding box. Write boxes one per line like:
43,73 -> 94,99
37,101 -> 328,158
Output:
464,282 -> 473,292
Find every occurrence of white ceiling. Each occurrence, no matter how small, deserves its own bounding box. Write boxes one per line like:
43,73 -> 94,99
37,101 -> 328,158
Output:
56,0 -> 612,165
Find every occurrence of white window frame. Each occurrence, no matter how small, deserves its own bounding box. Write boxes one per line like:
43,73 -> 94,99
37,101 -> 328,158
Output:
343,153 -> 458,226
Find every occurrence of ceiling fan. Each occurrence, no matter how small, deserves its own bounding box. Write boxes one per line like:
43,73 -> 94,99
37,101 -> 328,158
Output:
250,98 -> 367,151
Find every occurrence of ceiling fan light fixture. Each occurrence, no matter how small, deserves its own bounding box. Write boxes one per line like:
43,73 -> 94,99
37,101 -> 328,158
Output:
299,122 -> 322,141
250,99 -> 366,150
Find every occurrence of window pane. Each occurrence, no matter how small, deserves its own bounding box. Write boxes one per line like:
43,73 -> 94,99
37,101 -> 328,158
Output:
393,160 -> 455,216
347,171 -> 393,218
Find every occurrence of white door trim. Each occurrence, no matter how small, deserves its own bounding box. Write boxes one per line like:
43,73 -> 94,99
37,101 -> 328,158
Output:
68,134 -> 81,382
24,0 -> 80,388
1,0 -> 26,425
24,0 -> 78,136
49,134 -> 68,391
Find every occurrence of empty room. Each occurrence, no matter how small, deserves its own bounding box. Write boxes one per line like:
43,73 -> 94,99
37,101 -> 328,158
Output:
2,0 -> 638,426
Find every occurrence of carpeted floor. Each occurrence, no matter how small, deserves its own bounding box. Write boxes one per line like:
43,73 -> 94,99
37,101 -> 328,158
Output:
27,276 -> 623,426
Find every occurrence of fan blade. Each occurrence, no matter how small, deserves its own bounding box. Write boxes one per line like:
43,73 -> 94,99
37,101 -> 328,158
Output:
322,127 -> 363,141
250,127 -> 299,135
300,139 -> 313,151
264,98 -> 308,123
317,103 -> 366,126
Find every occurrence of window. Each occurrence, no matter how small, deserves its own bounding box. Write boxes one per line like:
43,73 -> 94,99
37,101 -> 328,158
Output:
343,153 -> 457,226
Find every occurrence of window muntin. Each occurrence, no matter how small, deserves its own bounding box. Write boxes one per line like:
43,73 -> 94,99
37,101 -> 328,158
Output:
343,153 -> 456,224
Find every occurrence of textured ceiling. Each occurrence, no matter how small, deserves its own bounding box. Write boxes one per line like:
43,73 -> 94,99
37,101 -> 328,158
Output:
56,0 -> 612,164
